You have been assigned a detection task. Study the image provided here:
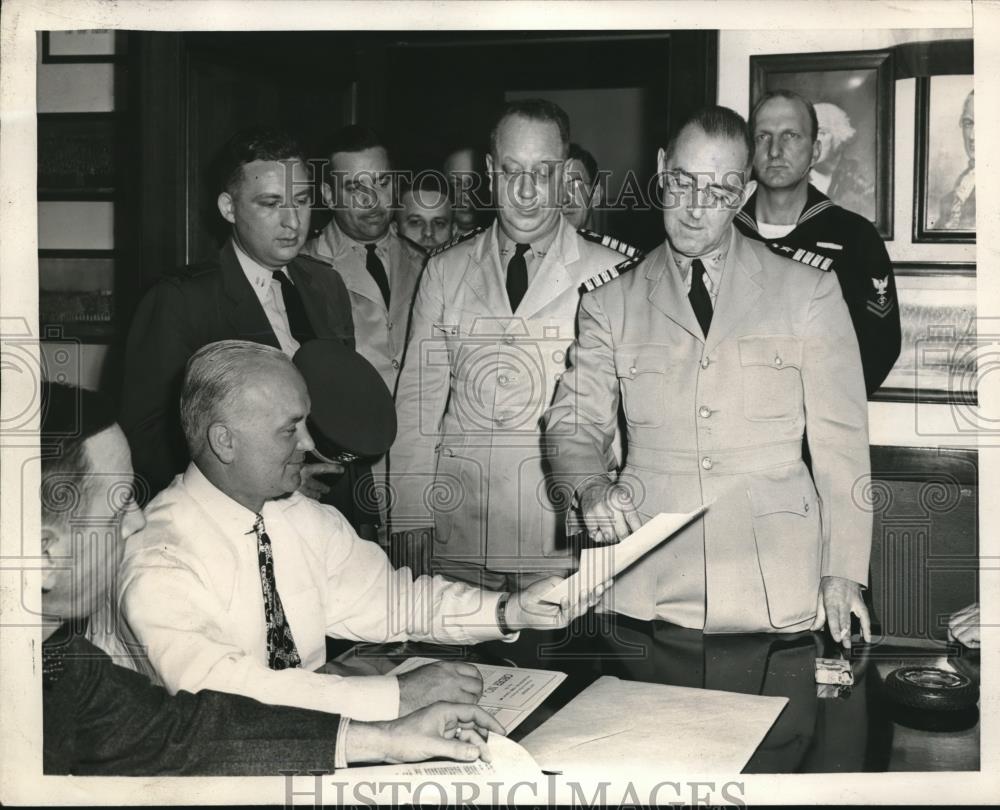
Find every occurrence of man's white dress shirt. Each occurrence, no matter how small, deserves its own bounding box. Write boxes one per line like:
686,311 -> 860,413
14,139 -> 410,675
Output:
105,464 -> 509,720
232,241 -> 299,357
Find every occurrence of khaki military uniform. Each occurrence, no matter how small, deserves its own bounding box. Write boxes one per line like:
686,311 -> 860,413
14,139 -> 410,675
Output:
544,229 -> 872,632
391,216 -> 636,575
302,219 -> 425,393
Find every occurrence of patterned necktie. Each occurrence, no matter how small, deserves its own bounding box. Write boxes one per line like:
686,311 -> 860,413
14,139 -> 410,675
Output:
271,270 -> 315,344
688,258 -> 713,337
506,243 -> 530,312
365,243 -> 391,307
251,514 -> 301,670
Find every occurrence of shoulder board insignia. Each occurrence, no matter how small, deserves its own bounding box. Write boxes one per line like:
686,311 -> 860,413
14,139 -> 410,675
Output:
579,254 -> 643,294
429,226 -> 485,258
577,228 -> 642,259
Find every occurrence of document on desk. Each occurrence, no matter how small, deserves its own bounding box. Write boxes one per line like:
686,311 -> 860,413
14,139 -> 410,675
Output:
539,506 -> 707,605
338,732 -> 543,785
389,657 -> 566,733
520,675 -> 788,775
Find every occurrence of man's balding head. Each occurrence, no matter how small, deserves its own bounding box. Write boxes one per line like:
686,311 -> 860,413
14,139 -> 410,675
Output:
181,341 -> 315,512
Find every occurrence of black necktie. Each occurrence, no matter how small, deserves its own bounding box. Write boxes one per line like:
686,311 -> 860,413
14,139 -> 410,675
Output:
365,243 -> 391,308
272,271 -> 315,344
688,258 -> 713,337
251,514 -> 301,670
506,243 -> 530,312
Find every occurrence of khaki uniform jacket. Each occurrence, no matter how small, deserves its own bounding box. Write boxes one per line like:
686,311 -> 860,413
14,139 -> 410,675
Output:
544,229 -> 872,632
391,216 -> 631,572
302,219 -> 425,393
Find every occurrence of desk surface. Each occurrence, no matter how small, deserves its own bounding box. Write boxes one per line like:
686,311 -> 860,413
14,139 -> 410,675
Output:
339,615 -> 979,773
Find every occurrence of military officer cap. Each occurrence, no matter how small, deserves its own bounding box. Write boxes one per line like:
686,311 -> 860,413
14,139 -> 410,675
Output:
293,339 -> 397,462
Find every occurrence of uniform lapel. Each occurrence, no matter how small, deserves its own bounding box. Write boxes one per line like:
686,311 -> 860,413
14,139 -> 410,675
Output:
287,258 -> 326,335
220,240 -> 281,349
462,221 -> 508,314
646,243 -> 706,342
704,230 -> 764,356
318,222 -> 386,309
388,233 -> 422,338
515,217 -> 580,319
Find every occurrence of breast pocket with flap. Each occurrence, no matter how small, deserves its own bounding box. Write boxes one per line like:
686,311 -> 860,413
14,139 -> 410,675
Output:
614,346 -> 671,428
738,336 -> 804,422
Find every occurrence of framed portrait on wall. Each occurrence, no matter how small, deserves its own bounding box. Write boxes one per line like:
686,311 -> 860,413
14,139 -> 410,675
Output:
38,250 -> 117,341
871,262 -> 976,404
37,113 -> 118,199
750,49 -> 895,239
913,74 -> 975,243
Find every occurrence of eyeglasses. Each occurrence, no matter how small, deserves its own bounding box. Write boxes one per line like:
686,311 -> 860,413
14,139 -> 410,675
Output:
661,170 -> 745,210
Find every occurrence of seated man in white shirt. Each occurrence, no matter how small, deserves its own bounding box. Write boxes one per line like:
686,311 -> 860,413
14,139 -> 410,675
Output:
95,339 -> 605,721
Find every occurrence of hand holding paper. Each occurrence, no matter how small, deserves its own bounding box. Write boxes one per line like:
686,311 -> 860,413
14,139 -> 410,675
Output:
506,575 -> 610,631
541,506 -> 708,605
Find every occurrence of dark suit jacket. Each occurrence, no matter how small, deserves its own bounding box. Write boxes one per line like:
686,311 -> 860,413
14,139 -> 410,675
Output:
44,630 -> 341,775
120,241 -> 354,501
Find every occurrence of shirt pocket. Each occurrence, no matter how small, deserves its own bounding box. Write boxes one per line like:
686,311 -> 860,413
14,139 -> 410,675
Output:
749,475 -> 821,628
614,345 -> 671,428
738,336 -> 804,422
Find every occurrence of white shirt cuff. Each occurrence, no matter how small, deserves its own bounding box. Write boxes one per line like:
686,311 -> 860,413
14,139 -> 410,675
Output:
334,717 -> 351,770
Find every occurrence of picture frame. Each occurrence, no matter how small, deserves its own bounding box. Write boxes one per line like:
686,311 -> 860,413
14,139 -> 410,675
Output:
750,49 -> 895,239
913,74 -> 975,243
41,30 -> 124,63
871,262 -> 977,405
37,113 -> 118,200
38,249 -> 117,341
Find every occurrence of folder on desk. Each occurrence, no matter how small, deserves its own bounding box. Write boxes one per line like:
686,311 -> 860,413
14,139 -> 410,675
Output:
519,675 -> 787,775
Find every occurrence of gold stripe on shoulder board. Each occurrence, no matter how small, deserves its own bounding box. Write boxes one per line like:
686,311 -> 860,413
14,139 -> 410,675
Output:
579,254 -> 643,294
577,227 -> 641,259
428,225 -> 485,258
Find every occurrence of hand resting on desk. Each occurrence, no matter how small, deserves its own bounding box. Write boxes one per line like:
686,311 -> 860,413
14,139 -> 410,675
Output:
398,660 -> 483,714
810,575 -> 872,650
346,702 -> 506,765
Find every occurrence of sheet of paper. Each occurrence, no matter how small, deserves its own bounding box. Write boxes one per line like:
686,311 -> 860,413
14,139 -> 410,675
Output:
338,731 -> 542,784
519,675 -> 788,775
540,506 -> 707,604
389,657 -> 567,733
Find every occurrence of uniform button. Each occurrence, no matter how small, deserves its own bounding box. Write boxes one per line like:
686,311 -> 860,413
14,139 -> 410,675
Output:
701,457 -> 713,470
629,365 -> 637,375
441,448 -> 454,458
387,321 -> 394,330
804,502 -> 810,513
554,372 -> 562,382
701,357 -> 710,369
698,406 -> 711,418
495,415 -> 506,426
391,359 -> 400,370
503,335 -> 515,345
774,355 -> 783,367
497,374 -> 509,386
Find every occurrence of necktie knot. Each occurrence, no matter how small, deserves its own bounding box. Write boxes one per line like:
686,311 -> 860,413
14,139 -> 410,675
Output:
514,242 -> 531,258
252,513 -> 264,538
365,243 -> 378,255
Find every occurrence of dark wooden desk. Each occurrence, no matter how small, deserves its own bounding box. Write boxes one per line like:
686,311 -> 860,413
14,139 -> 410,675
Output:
337,614 -> 979,773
